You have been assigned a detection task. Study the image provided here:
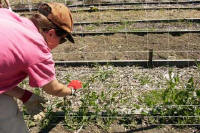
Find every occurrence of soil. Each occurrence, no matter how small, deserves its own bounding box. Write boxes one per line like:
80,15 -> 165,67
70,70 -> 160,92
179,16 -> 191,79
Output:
51,8 -> 200,61
30,124 -> 197,133
52,33 -> 200,61
72,9 -> 200,22
27,65 -> 200,133
73,22 -> 200,32
20,8 -> 200,22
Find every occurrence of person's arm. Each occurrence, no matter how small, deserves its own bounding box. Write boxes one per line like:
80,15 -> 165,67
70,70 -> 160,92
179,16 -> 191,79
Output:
42,79 -> 82,97
43,79 -> 71,96
5,79 -> 82,99
5,86 -> 33,104
5,86 -> 25,99
4,79 -> 81,115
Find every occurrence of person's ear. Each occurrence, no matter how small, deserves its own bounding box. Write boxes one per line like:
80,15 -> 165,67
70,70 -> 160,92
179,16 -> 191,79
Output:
48,29 -> 56,37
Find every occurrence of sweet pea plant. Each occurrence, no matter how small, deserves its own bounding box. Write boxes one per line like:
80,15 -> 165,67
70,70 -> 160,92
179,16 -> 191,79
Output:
28,65 -> 200,132
141,70 -> 200,125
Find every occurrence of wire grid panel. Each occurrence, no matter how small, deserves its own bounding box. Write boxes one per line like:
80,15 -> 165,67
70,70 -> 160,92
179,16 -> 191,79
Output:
10,0 -> 200,132
51,1 -> 200,62
22,65 -> 199,131
9,0 -> 200,62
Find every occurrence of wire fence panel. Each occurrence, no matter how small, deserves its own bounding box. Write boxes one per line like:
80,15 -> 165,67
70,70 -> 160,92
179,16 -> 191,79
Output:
8,0 -> 200,132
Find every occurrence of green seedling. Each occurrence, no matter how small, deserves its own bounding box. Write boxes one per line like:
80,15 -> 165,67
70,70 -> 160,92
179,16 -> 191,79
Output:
24,66 -> 200,131
141,70 -> 200,126
34,88 -> 41,95
86,25 -> 96,31
139,75 -> 151,86
196,62 -> 200,72
39,104 -> 54,129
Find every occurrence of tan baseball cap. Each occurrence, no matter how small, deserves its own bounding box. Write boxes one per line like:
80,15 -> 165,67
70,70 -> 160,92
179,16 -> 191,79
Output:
38,2 -> 74,43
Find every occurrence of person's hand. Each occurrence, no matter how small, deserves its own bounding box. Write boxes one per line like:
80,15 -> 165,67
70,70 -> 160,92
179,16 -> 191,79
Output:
22,91 -> 46,115
67,80 -> 82,95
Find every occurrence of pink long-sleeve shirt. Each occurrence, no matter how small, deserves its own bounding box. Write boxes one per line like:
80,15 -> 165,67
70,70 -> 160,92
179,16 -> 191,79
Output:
0,9 -> 56,93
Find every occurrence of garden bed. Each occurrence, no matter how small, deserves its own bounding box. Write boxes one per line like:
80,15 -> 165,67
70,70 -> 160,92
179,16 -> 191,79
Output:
19,65 -> 200,132
52,33 -> 200,61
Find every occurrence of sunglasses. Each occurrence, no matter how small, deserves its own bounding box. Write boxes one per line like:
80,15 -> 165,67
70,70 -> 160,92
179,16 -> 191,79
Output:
59,37 -> 67,44
54,29 -> 68,44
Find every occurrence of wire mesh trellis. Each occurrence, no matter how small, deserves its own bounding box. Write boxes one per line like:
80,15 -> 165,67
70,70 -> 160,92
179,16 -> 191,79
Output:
8,0 -> 200,132
11,0 -> 200,62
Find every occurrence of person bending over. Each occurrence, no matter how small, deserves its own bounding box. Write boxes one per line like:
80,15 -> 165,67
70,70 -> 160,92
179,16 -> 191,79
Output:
0,2 -> 82,133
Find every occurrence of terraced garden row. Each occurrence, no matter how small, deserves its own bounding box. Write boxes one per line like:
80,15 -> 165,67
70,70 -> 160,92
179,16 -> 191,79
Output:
8,1 -> 200,132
